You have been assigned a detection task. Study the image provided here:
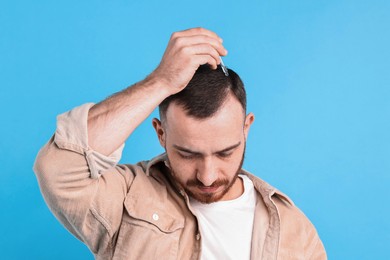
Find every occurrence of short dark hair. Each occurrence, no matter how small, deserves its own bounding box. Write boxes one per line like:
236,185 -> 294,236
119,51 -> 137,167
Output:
159,65 -> 246,122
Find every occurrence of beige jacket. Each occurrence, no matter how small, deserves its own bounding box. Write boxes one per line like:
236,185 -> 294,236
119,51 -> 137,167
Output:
34,104 -> 327,260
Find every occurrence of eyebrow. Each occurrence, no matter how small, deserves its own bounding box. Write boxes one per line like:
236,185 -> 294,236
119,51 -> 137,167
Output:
173,141 -> 241,155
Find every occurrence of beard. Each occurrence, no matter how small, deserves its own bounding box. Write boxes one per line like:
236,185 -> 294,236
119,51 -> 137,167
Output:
168,151 -> 245,204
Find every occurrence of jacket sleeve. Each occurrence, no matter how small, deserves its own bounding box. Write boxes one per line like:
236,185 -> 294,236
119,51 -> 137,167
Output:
33,103 -> 133,256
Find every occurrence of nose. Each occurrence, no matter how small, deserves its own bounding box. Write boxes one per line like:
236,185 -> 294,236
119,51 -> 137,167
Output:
196,157 -> 218,186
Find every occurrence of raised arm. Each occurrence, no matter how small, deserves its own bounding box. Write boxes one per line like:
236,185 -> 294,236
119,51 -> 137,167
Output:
88,27 -> 227,155
34,28 -> 227,256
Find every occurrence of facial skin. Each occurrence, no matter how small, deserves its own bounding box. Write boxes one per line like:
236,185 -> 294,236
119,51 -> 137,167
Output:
153,93 -> 254,203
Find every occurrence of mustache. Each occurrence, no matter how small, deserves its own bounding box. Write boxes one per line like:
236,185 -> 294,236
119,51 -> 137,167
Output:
186,178 -> 229,188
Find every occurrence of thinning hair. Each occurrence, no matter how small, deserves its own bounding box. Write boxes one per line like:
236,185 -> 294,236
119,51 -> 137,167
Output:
159,64 -> 246,122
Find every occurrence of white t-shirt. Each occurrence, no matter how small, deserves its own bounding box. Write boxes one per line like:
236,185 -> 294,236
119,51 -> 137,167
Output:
189,175 -> 257,260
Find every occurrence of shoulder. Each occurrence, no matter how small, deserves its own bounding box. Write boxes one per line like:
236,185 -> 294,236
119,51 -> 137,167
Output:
118,153 -> 174,198
114,153 -> 167,177
241,170 -> 326,258
275,197 -> 326,259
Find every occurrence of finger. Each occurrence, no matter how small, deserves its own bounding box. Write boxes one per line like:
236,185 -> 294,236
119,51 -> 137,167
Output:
184,44 -> 221,65
174,35 -> 227,56
192,54 -> 219,69
172,27 -> 223,43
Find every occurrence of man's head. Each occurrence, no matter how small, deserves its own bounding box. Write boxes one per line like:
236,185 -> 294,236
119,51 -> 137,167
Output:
153,65 -> 254,203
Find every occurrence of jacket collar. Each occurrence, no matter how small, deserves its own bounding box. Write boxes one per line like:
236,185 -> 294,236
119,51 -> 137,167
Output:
144,153 -> 168,176
240,169 -> 294,207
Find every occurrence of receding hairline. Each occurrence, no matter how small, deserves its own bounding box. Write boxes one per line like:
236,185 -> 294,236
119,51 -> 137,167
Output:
159,90 -> 246,124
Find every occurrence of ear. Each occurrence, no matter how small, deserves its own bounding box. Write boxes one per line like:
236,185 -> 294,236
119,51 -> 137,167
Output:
243,112 -> 255,139
152,118 -> 166,148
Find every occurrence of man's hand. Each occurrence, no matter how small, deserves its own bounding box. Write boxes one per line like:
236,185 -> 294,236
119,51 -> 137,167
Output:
148,27 -> 228,96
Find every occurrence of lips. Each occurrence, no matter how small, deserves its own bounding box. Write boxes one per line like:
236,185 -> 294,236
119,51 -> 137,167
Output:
197,185 -> 220,193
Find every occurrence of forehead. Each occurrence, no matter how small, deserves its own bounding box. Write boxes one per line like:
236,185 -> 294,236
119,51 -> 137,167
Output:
164,94 -> 245,150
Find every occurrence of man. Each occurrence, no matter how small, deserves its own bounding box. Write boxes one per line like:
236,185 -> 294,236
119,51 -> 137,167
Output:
34,28 -> 326,259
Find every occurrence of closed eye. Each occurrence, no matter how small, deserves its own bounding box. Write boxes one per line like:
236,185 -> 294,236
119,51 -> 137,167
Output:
178,152 -> 201,160
217,152 -> 233,158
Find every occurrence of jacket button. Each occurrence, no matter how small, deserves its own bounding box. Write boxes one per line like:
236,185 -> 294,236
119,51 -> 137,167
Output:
152,213 -> 159,221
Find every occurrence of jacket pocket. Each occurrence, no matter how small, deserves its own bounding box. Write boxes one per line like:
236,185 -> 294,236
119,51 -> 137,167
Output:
112,177 -> 185,260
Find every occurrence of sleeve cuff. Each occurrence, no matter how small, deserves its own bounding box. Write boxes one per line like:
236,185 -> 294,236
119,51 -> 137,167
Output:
54,103 -> 124,179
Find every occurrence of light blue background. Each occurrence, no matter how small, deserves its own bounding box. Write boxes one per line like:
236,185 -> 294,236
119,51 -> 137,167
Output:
1,0 -> 389,259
